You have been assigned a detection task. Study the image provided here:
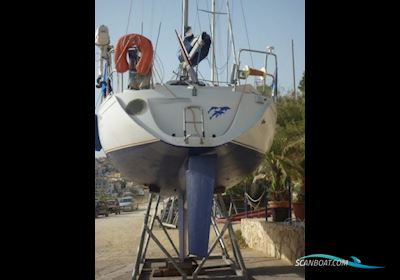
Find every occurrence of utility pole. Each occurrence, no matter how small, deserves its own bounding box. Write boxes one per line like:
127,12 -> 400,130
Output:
292,39 -> 296,99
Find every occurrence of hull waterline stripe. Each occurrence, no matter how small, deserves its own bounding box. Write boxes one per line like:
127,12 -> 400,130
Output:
105,139 -> 264,154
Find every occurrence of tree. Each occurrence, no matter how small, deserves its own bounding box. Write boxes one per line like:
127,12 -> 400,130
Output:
231,94 -> 305,201
266,95 -> 304,197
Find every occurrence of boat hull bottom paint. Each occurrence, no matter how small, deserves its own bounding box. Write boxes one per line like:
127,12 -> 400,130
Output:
106,141 -> 263,196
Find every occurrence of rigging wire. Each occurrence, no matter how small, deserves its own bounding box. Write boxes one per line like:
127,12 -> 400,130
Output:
153,22 -> 164,82
226,0 -> 234,82
227,15 -> 229,82
204,0 -> 212,35
150,0 -> 155,40
153,64 -> 163,84
206,57 -> 211,67
155,53 -> 165,82
216,9 -> 222,77
217,0 -> 230,83
216,62 -> 228,71
141,0 -> 145,34
197,69 -> 206,81
239,0 -> 254,67
214,10 -> 219,84
154,22 -> 162,56
125,0 -> 134,34
195,0 -> 202,33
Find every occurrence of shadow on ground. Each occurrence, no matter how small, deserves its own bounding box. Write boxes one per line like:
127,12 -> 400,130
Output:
248,265 -> 304,278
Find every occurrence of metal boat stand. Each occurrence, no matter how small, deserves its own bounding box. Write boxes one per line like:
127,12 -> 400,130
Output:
131,192 -> 248,280
160,196 -> 179,228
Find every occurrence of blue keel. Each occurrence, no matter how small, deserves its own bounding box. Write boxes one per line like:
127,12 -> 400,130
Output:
186,154 -> 217,257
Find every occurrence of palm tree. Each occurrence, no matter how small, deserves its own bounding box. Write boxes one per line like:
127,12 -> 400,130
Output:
261,133 -> 304,201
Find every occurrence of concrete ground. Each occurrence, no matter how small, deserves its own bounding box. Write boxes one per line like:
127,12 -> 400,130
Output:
95,203 -> 304,280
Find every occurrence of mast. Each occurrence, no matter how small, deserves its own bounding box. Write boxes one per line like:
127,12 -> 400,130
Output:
211,0 -> 216,84
182,0 -> 188,38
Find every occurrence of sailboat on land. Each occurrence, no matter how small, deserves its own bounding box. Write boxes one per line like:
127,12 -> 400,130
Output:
95,5 -> 277,197
95,0 -> 277,265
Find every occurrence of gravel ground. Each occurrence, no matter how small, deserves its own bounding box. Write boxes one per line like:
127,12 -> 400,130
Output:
95,203 -> 305,280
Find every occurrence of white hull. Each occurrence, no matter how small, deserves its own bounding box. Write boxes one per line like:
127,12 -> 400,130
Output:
98,83 -> 276,194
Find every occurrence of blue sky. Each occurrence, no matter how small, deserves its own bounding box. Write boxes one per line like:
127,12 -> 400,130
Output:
95,0 -> 304,157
